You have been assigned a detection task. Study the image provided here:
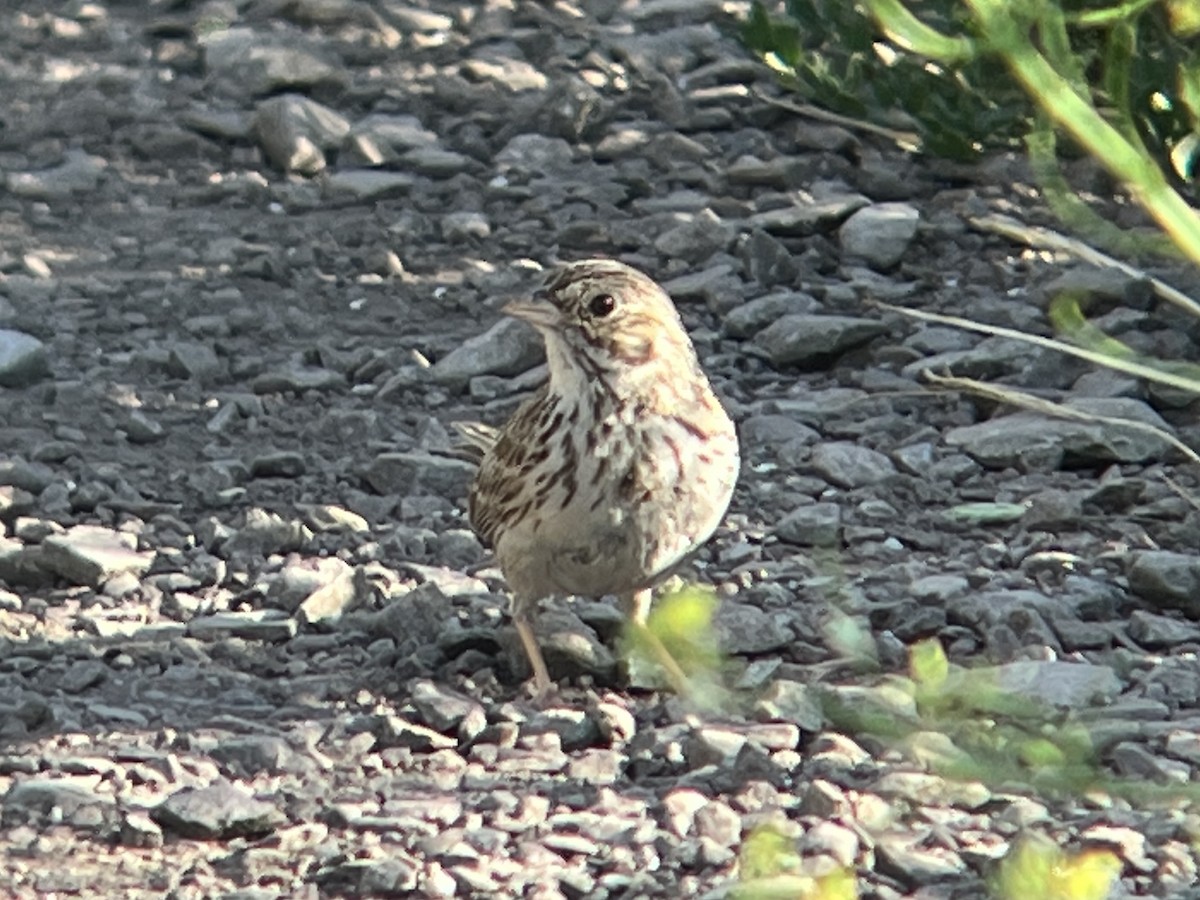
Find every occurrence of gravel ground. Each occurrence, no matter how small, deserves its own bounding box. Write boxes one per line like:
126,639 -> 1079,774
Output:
2,1 -> 1200,897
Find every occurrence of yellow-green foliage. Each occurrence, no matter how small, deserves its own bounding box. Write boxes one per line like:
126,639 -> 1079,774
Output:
994,836 -> 1121,900
622,585 -> 733,708
735,823 -> 858,900
643,585 -> 724,673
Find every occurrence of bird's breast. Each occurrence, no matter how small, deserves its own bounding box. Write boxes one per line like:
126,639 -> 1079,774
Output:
497,397 -> 738,599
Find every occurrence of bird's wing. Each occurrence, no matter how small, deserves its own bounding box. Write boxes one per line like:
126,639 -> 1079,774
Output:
462,389 -> 549,548
449,420 -> 500,465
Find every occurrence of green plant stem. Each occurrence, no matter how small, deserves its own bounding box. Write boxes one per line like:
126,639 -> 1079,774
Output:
964,0 -> 1200,267
863,0 -> 975,62
1067,0 -> 1159,28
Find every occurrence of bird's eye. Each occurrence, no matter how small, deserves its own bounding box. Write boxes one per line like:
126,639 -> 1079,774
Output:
588,293 -> 616,317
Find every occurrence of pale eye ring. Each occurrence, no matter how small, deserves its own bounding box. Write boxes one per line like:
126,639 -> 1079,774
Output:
588,293 -> 616,317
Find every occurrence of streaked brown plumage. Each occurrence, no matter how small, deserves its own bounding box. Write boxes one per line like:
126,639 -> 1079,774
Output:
460,259 -> 739,695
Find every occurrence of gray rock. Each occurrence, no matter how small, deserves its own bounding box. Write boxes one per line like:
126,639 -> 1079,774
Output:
726,154 -> 805,188
410,680 -> 486,733
315,859 -> 420,895
753,680 -> 824,732
364,452 -> 475,498
900,336 -> 1032,381
381,3 -> 453,30
1071,368 -> 1143,398
202,28 -> 344,97
988,660 -> 1121,708
298,563 -> 358,625
721,292 -> 819,338
6,149 -> 106,198
947,588 -> 1063,652
714,603 -> 794,655
909,574 -> 969,604
350,582 -> 450,648
0,537 -> 49,587
737,414 -> 820,451
124,410 -> 166,444
802,820 -> 860,867
1022,488 -> 1085,529
254,94 -> 350,175
268,556 -> 353,611
4,777 -> 115,824
297,504 -> 370,534
343,113 -> 438,166
406,148 -> 472,177
746,192 -> 869,236
250,364 -> 343,393
1127,609 -> 1200,646
740,229 -> 799,287
754,315 -> 888,369
370,715 -> 458,751
776,502 -> 841,547
825,682 -> 918,720
0,484 -> 35,519
1067,395 -> 1174,426
119,810 -> 164,849
223,508 -> 312,557
211,736 -> 299,777
1110,741 -> 1190,782
876,832 -> 966,881
0,330 -> 49,387
324,170 -> 416,200
767,388 -> 871,425
526,609 -> 617,685
165,341 -> 223,382
461,55 -> 548,92
441,211 -> 491,242
945,406 -> 1175,471
250,451 -> 306,479
430,317 -> 543,389
810,442 -> 896,488
904,326 -> 975,355
40,526 -> 154,588
1164,730 -> 1200,764
180,108 -> 254,141
22,253 -> 52,279
495,134 -> 575,173
839,202 -> 920,269
683,725 -> 747,768
187,610 -> 297,642
1128,551 -> 1200,617
661,264 -> 735,305
661,787 -> 708,837
693,799 -> 742,848
58,660 -> 108,693
153,781 -> 284,839
528,708 -> 604,754
653,209 -> 732,263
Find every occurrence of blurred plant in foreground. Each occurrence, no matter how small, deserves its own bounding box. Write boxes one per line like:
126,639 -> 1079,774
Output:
993,835 -> 1121,900
735,822 -> 858,900
622,584 -> 733,710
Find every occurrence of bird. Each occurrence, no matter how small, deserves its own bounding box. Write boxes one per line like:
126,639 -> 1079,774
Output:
457,259 -> 740,696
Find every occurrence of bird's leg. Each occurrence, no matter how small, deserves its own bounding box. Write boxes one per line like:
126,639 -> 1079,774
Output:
622,587 -> 691,696
512,596 -> 553,699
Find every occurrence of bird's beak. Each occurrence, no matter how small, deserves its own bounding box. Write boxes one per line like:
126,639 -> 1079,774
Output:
502,291 -> 563,331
